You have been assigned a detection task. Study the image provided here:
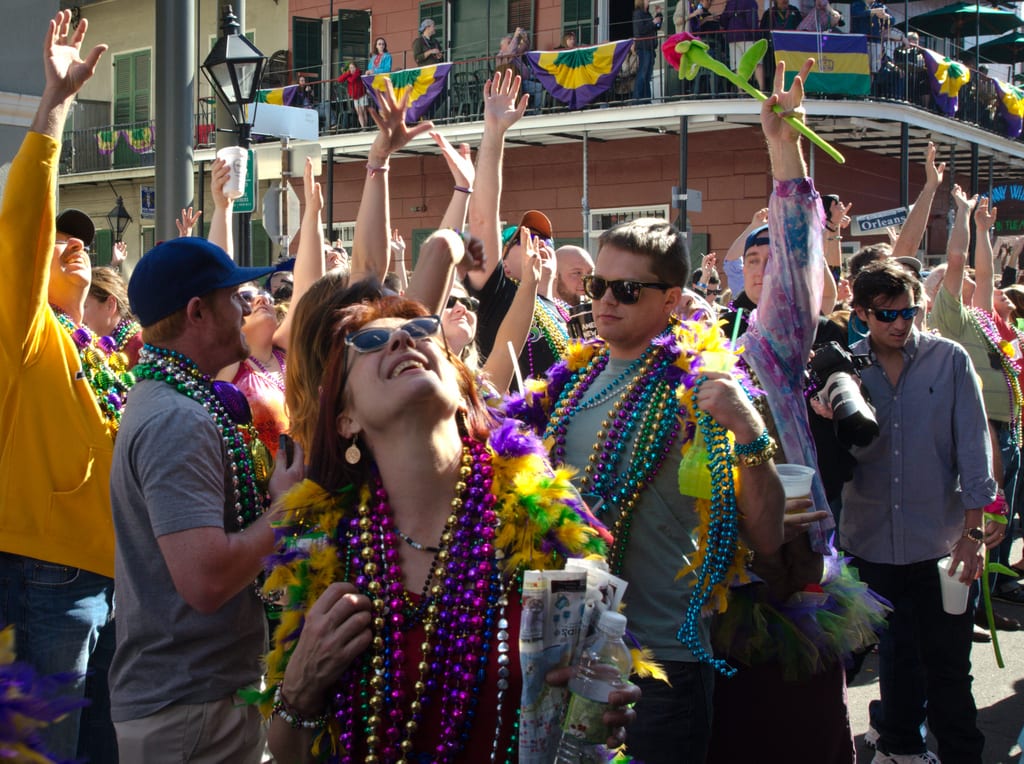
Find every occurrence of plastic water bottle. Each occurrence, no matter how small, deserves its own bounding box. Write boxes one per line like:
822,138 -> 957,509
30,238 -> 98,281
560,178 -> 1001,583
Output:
553,610 -> 633,764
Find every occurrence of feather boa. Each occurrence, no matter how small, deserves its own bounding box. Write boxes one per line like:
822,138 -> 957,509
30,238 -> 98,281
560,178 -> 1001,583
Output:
506,320 -> 755,616
248,423 -> 611,753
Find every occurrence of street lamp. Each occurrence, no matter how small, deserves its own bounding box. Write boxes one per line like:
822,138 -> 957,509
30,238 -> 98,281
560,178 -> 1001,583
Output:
201,5 -> 267,149
106,196 -> 133,243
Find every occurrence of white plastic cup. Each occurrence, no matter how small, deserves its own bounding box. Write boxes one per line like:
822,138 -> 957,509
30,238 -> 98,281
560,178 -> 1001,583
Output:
937,557 -> 971,615
776,463 -> 816,504
217,146 -> 248,200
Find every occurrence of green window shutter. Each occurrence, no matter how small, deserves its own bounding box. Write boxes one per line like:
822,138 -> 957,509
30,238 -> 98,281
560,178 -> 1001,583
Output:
419,2 -> 445,49
113,51 -> 151,124
338,10 -> 371,69
92,229 -> 113,268
114,54 -> 132,124
293,17 -> 323,80
134,51 -> 151,123
250,223 -> 273,267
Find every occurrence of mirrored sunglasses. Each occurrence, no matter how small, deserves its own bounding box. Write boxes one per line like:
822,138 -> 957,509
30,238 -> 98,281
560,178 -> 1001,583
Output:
583,275 -> 672,305
238,288 -> 275,305
345,315 -> 442,353
868,306 -> 919,323
446,294 -> 480,312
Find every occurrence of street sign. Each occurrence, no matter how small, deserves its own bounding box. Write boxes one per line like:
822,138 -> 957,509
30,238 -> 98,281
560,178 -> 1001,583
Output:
262,183 -> 301,249
233,150 -> 257,214
850,206 -> 908,237
671,186 -> 703,212
140,185 -> 155,219
252,103 -> 319,141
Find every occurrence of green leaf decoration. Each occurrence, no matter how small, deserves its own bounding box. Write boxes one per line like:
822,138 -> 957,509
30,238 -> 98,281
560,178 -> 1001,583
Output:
987,562 -> 1020,578
737,40 -> 768,83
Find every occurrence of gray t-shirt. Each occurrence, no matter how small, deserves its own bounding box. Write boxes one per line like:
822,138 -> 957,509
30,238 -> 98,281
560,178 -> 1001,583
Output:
109,379 -> 266,722
560,359 -> 707,662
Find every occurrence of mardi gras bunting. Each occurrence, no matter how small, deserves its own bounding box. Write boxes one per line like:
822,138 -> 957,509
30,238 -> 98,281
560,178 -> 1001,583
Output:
257,85 -> 299,106
525,40 -> 632,109
771,32 -> 870,96
362,64 -> 452,123
921,47 -> 971,117
992,78 -> 1024,139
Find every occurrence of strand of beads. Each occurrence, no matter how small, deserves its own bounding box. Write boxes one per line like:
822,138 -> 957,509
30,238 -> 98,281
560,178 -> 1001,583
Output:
52,306 -> 135,433
675,374 -> 738,677
969,308 -> 1024,444
134,344 -> 267,529
111,317 -> 141,352
532,297 -> 570,359
246,347 -> 287,394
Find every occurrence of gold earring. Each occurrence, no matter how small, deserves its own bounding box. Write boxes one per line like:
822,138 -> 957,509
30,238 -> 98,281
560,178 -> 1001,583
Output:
345,441 -> 361,465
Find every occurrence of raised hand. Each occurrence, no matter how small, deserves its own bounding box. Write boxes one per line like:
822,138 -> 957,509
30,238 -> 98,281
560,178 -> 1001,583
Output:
924,142 -> 946,190
431,131 -> 475,190
483,69 -> 528,134
761,57 -> 814,146
974,196 -> 997,231
367,79 -> 434,162
111,240 -> 127,268
175,207 -> 202,238
210,158 -> 233,210
43,10 -> 107,100
302,156 -> 323,216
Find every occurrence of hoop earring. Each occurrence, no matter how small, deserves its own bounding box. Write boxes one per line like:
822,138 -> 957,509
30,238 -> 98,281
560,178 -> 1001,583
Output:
344,440 -> 362,465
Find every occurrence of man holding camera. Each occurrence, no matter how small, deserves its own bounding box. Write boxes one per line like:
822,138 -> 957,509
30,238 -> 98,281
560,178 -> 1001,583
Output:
841,259 -> 993,764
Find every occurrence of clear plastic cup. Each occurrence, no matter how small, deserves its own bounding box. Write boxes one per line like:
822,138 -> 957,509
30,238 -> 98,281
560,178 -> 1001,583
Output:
216,146 -> 248,200
776,463 -> 816,505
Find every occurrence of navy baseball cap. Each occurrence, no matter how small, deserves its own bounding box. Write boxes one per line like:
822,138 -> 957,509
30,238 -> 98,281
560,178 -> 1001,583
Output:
128,237 -> 274,326
744,224 -> 770,254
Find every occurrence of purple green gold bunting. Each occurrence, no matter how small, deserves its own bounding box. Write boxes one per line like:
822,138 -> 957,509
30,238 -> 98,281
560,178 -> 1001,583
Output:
257,85 -> 299,106
771,32 -> 870,96
526,40 -> 633,109
361,64 -> 452,123
992,78 -> 1024,139
921,47 -> 970,117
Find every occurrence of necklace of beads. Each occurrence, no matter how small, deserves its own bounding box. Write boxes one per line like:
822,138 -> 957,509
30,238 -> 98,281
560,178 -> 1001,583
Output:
51,305 -> 135,435
969,307 -> 1024,444
544,343 -> 682,573
332,437 -> 510,763
134,344 -> 270,529
111,317 -> 141,353
246,347 -> 287,393
674,374 -> 739,677
532,297 -> 570,360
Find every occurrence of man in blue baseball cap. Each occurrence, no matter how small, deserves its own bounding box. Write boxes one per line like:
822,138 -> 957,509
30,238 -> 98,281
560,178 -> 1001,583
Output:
111,237 -> 301,760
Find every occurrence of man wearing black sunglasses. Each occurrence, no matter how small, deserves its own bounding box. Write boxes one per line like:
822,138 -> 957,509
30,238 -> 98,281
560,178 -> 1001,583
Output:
842,259 -> 992,764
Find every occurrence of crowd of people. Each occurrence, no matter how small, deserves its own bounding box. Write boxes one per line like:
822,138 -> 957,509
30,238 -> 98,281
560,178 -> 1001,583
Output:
2,9 -> 1019,764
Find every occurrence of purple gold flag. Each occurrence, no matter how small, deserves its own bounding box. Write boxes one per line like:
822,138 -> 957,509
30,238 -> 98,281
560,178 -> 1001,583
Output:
257,85 -> 299,106
525,40 -> 632,109
992,78 -> 1024,139
921,48 -> 971,117
362,64 -> 452,123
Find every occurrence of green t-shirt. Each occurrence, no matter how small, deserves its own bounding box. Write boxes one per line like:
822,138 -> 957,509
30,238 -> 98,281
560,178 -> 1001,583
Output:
560,359 -> 708,662
932,285 -> 1012,423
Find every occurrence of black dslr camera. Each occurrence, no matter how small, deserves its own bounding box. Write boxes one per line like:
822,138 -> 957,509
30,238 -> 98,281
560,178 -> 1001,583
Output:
806,341 -> 879,447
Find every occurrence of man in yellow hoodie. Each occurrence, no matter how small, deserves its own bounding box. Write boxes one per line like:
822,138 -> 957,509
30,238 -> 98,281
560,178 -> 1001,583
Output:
0,10 -> 112,760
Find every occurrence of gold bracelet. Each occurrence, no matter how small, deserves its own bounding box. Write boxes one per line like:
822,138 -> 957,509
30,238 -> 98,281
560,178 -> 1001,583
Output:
733,434 -> 778,468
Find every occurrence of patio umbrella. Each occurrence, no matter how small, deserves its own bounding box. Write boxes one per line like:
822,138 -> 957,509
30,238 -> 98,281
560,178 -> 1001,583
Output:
899,2 -> 1023,39
965,31 -> 1024,64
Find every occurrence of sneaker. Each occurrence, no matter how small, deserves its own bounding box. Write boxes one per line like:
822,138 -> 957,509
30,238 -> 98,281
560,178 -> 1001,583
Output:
864,726 -> 880,749
871,751 -> 940,763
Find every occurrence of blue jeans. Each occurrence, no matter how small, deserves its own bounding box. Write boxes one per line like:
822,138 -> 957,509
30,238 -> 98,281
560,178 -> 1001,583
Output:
992,421 -> 1021,586
627,660 -> 714,763
0,552 -> 114,760
632,47 -> 655,102
853,558 -> 984,763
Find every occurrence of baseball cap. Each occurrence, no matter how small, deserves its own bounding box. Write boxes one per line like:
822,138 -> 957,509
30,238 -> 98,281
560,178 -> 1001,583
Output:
128,237 -> 275,326
744,224 -> 770,254
56,209 -> 96,248
520,210 -> 553,240
895,256 -> 923,279
419,18 -> 435,32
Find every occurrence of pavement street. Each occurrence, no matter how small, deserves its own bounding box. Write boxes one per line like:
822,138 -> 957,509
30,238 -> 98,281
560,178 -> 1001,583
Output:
847,565 -> 1024,764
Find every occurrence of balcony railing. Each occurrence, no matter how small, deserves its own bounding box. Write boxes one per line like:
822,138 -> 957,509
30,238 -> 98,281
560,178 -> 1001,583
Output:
58,32 -> 1021,176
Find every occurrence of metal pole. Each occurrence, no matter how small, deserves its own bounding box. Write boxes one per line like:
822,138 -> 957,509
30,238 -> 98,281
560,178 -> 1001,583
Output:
678,116 -> 688,231
197,161 -> 206,234
582,132 -> 590,250
970,141 -> 979,197
326,147 -> 335,240
156,0 -> 195,245
900,122 -> 909,207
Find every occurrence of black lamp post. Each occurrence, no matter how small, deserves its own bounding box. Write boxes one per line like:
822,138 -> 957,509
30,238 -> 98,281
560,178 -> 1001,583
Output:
201,5 -> 267,149
107,196 -> 132,243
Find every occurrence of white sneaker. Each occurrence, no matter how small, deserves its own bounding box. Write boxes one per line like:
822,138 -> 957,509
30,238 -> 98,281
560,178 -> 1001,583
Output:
864,726 -> 880,749
871,751 -> 940,764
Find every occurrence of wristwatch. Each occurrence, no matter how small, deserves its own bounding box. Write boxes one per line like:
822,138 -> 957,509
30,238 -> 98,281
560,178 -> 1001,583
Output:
962,527 -> 984,544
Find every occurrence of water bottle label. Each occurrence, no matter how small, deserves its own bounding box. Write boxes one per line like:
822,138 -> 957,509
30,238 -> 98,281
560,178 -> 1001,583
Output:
561,681 -> 616,745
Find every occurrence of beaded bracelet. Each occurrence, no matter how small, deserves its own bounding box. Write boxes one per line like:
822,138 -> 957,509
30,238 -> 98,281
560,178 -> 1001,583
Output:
366,162 -> 390,177
733,429 -> 778,467
272,684 -> 329,730
694,281 -> 708,290
454,185 -> 473,194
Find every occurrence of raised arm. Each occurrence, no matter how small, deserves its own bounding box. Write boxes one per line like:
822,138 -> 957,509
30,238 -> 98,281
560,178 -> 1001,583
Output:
892,142 -> 945,261
207,158 -> 234,255
350,80 -> 434,282
972,196 -> 998,314
432,131 -> 475,233
405,229 -> 482,315
723,207 -> 768,294
465,70 -> 528,292
275,157 -> 325,349
943,185 -> 975,302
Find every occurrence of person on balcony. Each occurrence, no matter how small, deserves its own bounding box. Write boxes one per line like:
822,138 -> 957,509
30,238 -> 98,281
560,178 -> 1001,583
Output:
337,61 -> 369,129
633,0 -> 664,103
851,0 -> 893,73
413,18 -> 443,67
759,0 -> 803,89
797,0 -> 843,33
366,37 -> 392,75
720,0 -> 760,74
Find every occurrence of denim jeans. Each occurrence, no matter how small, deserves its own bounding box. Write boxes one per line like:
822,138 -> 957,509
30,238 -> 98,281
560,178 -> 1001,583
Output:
992,421 -> 1021,586
627,660 -> 714,763
0,552 -> 114,761
632,47 -> 655,102
852,557 -> 984,763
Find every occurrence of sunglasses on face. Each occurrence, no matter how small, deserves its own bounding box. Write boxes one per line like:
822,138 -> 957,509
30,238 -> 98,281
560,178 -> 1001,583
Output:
238,288 -> 274,306
867,306 -> 920,323
446,294 -> 480,312
345,315 -> 442,353
56,237 -> 91,255
583,275 -> 672,305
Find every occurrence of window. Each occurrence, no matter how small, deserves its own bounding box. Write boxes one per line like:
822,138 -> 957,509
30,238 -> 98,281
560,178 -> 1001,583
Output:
336,10 -> 371,71
562,0 -> 593,45
420,1 -> 446,55
92,229 -> 113,268
588,204 -> 670,255
113,50 -> 151,169
293,17 -> 323,82
329,222 -> 357,249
